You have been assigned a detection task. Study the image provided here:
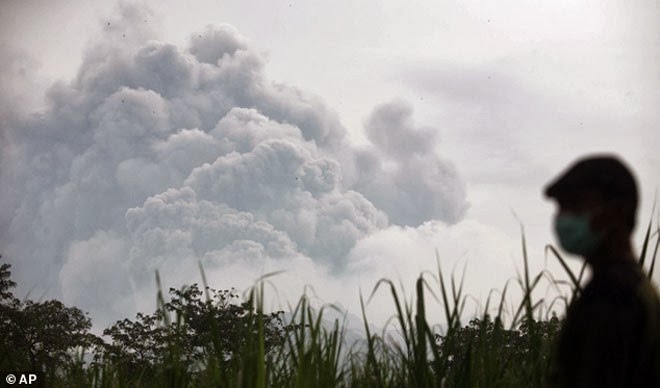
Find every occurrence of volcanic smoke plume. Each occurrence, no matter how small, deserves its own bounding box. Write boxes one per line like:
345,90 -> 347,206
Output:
0,4 -> 470,326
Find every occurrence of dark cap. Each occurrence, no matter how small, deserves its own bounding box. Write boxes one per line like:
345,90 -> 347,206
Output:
544,155 -> 638,204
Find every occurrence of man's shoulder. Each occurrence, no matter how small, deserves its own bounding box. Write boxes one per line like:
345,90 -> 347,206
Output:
587,262 -> 645,294
572,264 -> 649,315
574,264 -> 660,325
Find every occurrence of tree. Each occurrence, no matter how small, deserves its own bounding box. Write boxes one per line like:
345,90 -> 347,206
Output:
0,259 -> 21,369
0,259 -> 16,300
436,315 -> 561,387
102,283 -> 289,380
0,261 -> 100,379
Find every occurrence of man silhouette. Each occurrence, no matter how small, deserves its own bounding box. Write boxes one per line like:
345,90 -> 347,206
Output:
545,155 -> 660,388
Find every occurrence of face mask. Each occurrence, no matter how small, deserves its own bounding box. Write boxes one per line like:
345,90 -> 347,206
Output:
553,213 -> 602,257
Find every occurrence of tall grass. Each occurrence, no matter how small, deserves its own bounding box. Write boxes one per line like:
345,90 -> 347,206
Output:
57,211 -> 660,387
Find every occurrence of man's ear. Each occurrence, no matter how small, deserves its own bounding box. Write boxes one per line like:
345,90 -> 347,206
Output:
591,199 -> 629,236
588,201 -> 612,234
611,199 -> 636,235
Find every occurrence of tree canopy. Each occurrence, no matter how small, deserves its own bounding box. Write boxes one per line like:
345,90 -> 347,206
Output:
0,260 -> 99,382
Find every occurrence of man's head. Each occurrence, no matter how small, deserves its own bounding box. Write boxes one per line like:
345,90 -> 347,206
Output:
544,155 -> 639,260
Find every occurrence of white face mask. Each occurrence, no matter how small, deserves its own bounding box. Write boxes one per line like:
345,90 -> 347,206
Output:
553,212 -> 603,257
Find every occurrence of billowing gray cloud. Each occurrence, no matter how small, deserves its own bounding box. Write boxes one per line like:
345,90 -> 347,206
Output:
0,4 -> 468,326
352,100 -> 468,226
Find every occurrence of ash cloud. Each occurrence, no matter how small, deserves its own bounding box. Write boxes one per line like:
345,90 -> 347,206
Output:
353,100 -> 468,226
0,4 -> 468,326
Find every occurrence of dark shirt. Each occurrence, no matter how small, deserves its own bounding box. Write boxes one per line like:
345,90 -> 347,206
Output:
551,261 -> 660,388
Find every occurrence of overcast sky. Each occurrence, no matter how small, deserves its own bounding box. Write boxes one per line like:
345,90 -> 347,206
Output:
1,0 -> 658,330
